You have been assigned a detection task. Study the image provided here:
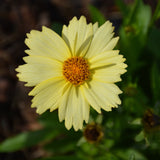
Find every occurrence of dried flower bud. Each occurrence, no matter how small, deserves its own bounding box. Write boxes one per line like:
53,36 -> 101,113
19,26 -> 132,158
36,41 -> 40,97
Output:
83,123 -> 103,143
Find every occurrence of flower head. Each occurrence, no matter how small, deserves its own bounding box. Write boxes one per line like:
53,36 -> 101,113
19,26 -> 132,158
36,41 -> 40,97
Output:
16,16 -> 127,131
142,109 -> 160,133
83,123 -> 104,143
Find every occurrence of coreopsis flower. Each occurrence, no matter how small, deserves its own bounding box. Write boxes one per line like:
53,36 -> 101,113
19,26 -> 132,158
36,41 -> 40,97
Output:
16,16 -> 127,131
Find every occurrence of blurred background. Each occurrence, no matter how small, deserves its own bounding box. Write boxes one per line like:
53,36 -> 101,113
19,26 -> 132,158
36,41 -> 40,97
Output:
0,0 -> 160,160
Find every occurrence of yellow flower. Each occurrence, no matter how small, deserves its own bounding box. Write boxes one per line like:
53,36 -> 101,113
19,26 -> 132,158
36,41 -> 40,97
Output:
16,16 -> 127,131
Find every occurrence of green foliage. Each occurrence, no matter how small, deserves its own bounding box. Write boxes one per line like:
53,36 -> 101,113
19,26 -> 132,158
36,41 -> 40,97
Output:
88,5 -> 106,26
119,0 -> 151,74
115,149 -> 147,160
0,128 -> 59,152
51,22 -> 63,36
1,0 -> 160,159
38,156 -> 82,160
151,63 -> 160,102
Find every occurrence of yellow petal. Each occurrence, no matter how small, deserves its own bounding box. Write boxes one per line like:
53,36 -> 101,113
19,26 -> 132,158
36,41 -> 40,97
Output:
16,56 -> 63,86
81,83 -> 101,113
92,56 -> 127,83
25,26 -> 71,62
71,87 -> 83,131
62,16 -> 93,57
89,51 -> 126,70
72,87 -> 90,130
58,84 -> 72,123
93,22 -> 98,33
58,86 -> 89,131
30,77 -> 66,114
93,69 -> 122,83
102,37 -> 119,52
86,81 -> 121,111
79,86 -> 90,123
85,21 -> 114,59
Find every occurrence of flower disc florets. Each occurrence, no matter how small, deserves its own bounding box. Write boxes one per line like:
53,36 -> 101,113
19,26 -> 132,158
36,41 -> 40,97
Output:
63,57 -> 90,85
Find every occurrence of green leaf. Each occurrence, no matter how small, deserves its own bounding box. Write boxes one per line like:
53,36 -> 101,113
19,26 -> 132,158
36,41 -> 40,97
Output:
115,0 -> 129,17
130,118 -> 141,125
96,153 -> 119,160
0,128 -> 59,152
129,154 -> 135,160
119,0 -> 151,73
147,27 -> 160,59
151,0 -> 160,26
51,22 -> 63,35
37,155 -> 82,160
38,111 -> 64,130
135,131 -> 145,142
116,149 -> 147,160
80,142 -> 98,156
44,131 -> 81,154
88,5 -> 106,26
151,63 -> 160,101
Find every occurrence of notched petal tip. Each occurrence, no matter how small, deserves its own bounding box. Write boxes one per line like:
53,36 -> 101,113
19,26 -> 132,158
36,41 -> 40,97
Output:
96,108 -> 102,114
69,16 -> 78,24
28,89 -> 34,96
42,25 -> 53,34
15,67 -> 20,72
42,25 -> 47,31
79,15 -> 87,22
65,121 -> 72,130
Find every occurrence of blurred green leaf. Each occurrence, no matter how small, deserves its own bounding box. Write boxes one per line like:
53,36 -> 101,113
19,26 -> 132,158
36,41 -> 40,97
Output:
115,0 -> 129,17
88,5 -> 106,25
38,155 -> 82,160
151,0 -> 160,26
51,22 -> 63,35
103,139 -> 115,149
38,111 -> 64,130
44,131 -> 81,154
135,131 -> 145,142
129,154 -> 135,160
116,149 -> 147,160
80,142 -> 98,156
96,153 -> 119,160
147,28 -> 160,60
151,63 -> 160,102
125,0 -> 151,33
130,118 -> 141,125
119,0 -> 151,73
0,128 -> 59,152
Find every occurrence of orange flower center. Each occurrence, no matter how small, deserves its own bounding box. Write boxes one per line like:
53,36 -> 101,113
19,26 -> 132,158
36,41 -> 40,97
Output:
63,57 -> 90,85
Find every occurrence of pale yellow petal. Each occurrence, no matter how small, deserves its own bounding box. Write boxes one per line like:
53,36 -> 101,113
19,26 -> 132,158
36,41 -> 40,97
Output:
58,86 -> 89,131
102,37 -> 119,52
58,84 -> 72,122
79,86 -> 90,123
93,22 -> 98,33
71,87 -> 83,131
92,56 -> 127,83
93,69 -> 122,83
16,56 -> 63,86
29,77 -> 66,114
81,83 -> 101,113
62,16 -> 93,57
86,81 -> 121,111
25,26 -> 71,62
89,51 -> 126,70
64,86 -> 74,130
85,21 -> 114,59
72,87 -> 90,130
